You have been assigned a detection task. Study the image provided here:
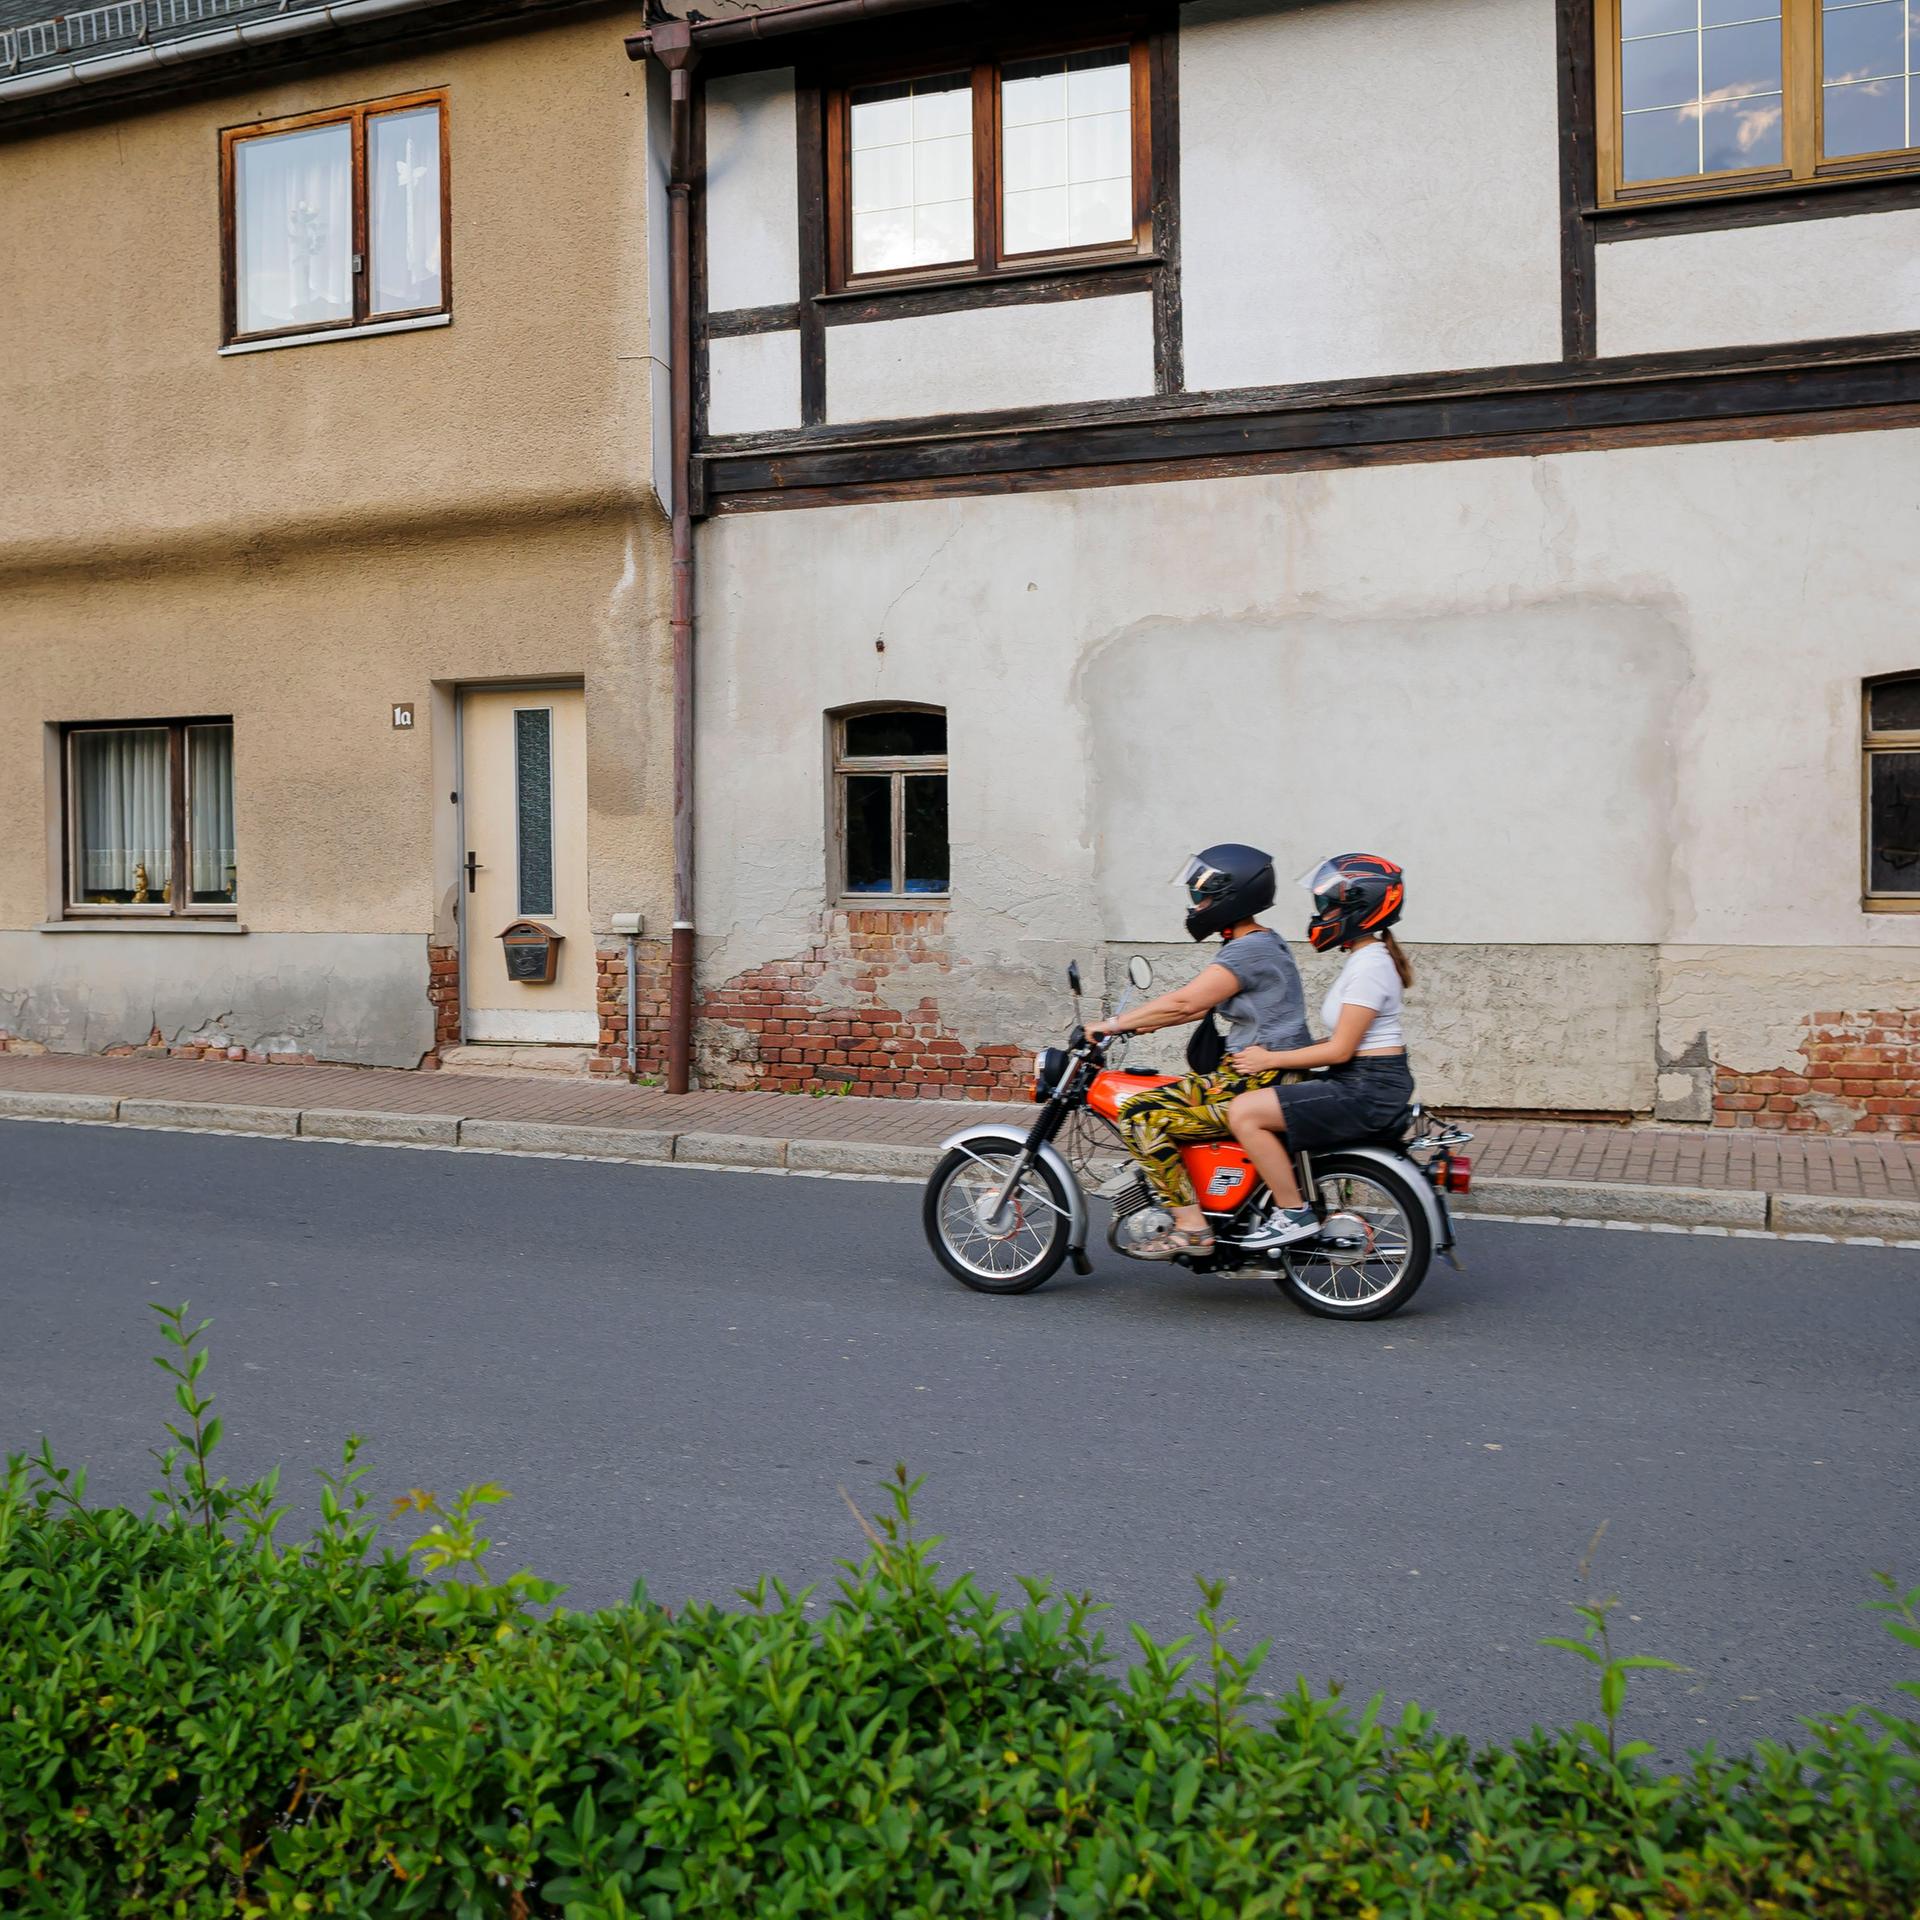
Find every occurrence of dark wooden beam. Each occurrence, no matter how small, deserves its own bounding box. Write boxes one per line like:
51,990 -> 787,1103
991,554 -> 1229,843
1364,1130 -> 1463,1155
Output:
1148,3 -> 1184,394
696,335 -> 1920,505
794,73 -> 829,428
1556,0 -> 1598,361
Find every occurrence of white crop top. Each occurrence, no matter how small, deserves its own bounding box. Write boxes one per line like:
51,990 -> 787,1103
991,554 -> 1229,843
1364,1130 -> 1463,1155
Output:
1321,939 -> 1405,1051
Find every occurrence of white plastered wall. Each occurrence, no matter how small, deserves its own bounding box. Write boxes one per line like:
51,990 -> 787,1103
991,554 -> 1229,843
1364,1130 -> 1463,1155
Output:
826,294 -> 1158,423
1598,209 -> 1920,356
708,331 -> 804,436
696,428 -> 1920,1109
1179,0 -> 1563,392
704,68 -> 800,313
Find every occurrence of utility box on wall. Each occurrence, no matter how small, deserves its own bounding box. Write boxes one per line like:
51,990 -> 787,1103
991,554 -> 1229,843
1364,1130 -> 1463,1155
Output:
500,920 -> 563,984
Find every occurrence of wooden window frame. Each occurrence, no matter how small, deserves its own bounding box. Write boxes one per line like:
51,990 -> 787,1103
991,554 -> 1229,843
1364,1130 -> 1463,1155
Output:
1596,0 -> 1920,208
1864,673 -> 1920,912
61,717 -> 238,921
219,88 -> 451,348
824,33 -> 1153,293
828,705 -> 950,905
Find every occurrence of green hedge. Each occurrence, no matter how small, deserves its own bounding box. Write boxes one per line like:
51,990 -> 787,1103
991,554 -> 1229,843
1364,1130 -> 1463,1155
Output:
3,1308 -> 1918,1918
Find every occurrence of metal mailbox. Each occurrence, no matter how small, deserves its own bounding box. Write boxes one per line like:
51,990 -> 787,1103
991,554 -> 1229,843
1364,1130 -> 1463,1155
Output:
499,920 -> 563,985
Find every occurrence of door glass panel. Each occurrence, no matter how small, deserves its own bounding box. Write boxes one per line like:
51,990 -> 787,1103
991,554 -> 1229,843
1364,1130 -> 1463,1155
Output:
844,775 -> 893,892
235,121 -> 353,333
72,728 -> 172,904
188,724 -> 237,902
369,106 -> 443,315
515,708 -> 555,917
1870,751 -> 1920,892
903,774 -> 950,893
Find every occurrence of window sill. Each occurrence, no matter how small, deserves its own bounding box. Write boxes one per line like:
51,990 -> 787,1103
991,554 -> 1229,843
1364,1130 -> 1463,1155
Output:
41,919 -> 249,934
833,898 -> 951,911
219,312 -> 450,357
1862,897 -> 1920,914
1592,168 -> 1920,236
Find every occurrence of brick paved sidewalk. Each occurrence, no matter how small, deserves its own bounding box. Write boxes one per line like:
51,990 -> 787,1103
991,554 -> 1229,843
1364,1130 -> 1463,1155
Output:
1,1052 -> 1917,1204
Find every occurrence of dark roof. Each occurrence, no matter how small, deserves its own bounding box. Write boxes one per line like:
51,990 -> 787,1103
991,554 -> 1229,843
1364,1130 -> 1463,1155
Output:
1,0 -> 292,72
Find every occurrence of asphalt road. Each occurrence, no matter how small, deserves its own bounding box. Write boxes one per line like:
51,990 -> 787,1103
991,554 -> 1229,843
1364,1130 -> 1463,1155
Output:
3,1116 -> 1917,1755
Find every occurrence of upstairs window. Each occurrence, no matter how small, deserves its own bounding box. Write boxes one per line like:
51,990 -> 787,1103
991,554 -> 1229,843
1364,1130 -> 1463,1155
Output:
831,708 -> 950,901
1866,674 -> 1920,908
1599,0 -> 1920,204
221,91 -> 449,346
64,720 -> 237,916
827,41 -> 1148,287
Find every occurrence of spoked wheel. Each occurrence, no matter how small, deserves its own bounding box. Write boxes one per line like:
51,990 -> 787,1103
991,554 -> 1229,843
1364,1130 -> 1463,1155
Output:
923,1140 -> 1072,1294
1275,1153 -> 1432,1320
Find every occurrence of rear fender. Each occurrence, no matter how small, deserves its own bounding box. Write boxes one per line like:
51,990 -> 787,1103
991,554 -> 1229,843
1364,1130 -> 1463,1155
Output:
1310,1144 -> 1449,1251
938,1124 -> 1089,1256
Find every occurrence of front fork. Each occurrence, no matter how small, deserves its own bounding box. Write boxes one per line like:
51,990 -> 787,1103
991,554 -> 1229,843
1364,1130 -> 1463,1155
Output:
983,1097 -> 1070,1227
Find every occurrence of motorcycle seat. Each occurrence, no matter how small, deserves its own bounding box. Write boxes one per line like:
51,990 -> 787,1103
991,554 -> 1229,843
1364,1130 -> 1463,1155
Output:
1330,1104 -> 1417,1150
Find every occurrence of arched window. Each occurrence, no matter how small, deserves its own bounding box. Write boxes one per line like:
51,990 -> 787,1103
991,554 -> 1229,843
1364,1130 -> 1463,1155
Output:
1865,674 -> 1920,908
830,707 -> 949,901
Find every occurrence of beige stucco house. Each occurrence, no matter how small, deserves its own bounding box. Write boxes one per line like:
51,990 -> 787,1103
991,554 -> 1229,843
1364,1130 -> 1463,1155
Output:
0,0 -> 674,1069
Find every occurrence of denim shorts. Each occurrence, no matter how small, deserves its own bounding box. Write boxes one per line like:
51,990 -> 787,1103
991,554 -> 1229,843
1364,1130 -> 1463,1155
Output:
1274,1055 -> 1415,1151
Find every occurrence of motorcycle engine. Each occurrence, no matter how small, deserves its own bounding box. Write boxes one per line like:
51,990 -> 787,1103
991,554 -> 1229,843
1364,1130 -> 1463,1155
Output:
1104,1171 -> 1174,1256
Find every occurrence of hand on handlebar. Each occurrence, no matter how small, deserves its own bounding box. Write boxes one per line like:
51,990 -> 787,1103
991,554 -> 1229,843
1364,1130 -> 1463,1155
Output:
1084,1018 -> 1126,1044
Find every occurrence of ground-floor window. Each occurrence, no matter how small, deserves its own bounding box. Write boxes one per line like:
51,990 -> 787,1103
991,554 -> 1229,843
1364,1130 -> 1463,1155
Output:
1865,674 -> 1920,908
830,706 -> 949,902
64,719 -> 237,915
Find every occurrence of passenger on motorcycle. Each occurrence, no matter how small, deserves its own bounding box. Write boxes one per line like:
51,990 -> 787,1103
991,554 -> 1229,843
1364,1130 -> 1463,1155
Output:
1084,843 -> 1311,1260
1225,853 -> 1416,1248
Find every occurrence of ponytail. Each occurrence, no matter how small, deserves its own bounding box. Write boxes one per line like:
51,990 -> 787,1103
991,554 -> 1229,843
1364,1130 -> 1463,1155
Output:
1381,930 -> 1414,989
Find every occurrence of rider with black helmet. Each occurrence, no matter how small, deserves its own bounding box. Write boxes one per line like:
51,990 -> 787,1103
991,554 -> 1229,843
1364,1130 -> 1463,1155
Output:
1084,842 -> 1311,1260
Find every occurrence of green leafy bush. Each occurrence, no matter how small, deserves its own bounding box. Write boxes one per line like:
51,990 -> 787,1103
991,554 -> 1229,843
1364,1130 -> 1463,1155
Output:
3,1308 -> 1918,1918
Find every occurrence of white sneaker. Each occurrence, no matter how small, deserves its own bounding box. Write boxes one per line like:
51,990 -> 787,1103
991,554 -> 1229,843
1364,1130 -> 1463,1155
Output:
1238,1205 -> 1321,1250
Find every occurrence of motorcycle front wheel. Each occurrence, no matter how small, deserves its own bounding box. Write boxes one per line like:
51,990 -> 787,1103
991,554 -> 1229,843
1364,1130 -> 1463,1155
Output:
923,1140 -> 1072,1294
1275,1152 -> 1432,1320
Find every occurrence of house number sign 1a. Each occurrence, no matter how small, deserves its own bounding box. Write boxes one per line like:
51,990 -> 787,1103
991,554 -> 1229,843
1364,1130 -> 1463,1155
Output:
392,702 -> 415,730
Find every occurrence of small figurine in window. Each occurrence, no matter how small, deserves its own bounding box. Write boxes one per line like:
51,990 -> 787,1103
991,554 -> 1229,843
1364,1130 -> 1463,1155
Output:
132,862 -> 150,903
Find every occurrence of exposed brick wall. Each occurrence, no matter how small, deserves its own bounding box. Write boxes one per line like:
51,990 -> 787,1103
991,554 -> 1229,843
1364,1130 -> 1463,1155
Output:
427,942 -> 462,1061
1714,1007 -> 1920,1135
587,912 -> 1028,1099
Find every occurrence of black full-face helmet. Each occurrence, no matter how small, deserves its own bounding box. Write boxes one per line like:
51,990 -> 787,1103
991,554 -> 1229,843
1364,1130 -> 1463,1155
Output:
1176,843 -> 1277,942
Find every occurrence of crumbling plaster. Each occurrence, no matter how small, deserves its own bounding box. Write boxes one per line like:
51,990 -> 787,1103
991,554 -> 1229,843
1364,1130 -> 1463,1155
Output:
697,427 -> 1919,1109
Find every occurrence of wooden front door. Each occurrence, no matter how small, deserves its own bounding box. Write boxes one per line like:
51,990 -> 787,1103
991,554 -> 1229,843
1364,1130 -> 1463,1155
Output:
459,686 -> 595,1043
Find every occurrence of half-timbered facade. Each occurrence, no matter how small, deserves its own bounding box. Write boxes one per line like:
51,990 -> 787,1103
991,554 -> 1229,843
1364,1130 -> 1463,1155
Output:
637,0 -> 1920,1129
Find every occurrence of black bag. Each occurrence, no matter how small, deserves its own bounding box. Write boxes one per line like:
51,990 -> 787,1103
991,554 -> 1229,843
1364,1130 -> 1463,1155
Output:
1185,1014 -> 1226,1075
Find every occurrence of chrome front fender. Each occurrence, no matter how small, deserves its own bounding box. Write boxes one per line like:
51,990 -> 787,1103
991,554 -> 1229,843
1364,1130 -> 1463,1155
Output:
936,1123 -> 1090,1256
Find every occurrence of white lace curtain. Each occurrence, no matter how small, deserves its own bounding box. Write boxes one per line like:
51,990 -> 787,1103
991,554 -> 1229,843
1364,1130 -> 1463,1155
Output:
236,122 -> 351,334
370,107 -> 442,316
74,729 -> 171,896
189,725 -> 236,899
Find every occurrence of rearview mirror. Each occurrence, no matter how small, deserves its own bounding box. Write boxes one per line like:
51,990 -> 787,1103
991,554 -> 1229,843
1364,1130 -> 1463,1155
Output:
1127,954 -> 1153,991
1067,961 -> 1083,998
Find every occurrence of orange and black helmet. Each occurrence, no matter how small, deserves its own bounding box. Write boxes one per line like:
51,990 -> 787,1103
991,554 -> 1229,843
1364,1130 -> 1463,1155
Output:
1300,853 -> 1405,953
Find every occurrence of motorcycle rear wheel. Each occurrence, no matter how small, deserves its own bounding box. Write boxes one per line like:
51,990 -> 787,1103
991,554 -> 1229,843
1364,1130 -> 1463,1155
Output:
1274,1152 -> 1431,1320
924,1141 -> 1072,1294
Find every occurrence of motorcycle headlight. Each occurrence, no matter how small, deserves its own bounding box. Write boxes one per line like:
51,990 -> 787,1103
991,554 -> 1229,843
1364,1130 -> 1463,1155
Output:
1032,1047 -> 1068,1101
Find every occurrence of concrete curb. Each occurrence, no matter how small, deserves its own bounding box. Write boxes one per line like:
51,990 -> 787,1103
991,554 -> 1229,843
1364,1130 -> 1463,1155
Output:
4,1093 -> 1916,1237
675,1131 -> 787,1168
0,1089 -> 120,1123
302,1109 -> 462,1147
457,1119 -> 676,1161
1767,1192 -> 1920,1239
118,1098 -> 301,1137
1455,1175 -> 1769,1230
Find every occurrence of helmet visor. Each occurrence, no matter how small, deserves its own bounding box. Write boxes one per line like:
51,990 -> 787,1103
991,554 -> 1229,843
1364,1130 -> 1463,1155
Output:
1175,855 -> 1232,905
1296,857 -> 1349,902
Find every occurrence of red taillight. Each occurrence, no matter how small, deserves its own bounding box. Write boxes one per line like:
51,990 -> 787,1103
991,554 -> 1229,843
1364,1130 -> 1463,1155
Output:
1446,1156 -> 1472,1194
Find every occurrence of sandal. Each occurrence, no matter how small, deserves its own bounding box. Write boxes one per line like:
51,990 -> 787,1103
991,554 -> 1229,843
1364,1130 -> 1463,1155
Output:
1131,1223 -> 1216,1261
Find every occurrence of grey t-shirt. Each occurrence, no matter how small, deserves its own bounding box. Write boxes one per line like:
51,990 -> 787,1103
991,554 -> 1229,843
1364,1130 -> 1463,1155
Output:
1215,927 -> 1311,1053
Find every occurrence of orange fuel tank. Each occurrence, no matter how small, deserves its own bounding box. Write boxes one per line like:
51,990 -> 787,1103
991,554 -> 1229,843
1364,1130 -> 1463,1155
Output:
1086,1070 -> 1260,1216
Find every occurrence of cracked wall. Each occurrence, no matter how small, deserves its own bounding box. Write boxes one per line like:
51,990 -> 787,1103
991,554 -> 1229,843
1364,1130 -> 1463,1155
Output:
695,430 -> 1920,1111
